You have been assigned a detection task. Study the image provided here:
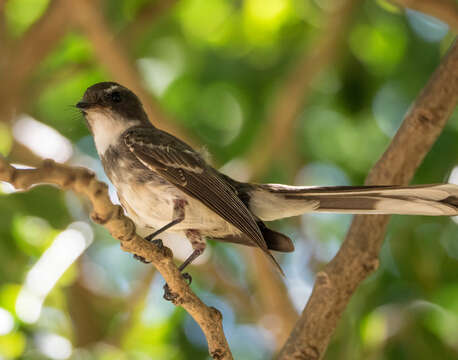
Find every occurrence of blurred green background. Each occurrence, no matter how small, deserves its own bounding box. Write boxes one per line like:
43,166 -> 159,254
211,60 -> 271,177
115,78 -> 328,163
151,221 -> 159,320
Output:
0,0 -> 457,359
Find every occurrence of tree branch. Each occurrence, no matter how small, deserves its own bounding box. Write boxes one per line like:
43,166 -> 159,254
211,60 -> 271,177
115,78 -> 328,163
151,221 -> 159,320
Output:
121,0 -> 178,45
389,0 -> 458,32
66,270 -> 107,347
0,157 -> 233,360
247,0 -> 362,179
65,0 -> 194,145
0,0 -> 9,62
250,251 -> 299,349
278,39 -> 458,360
243,0 -> 362,349
0,0 -> 69,122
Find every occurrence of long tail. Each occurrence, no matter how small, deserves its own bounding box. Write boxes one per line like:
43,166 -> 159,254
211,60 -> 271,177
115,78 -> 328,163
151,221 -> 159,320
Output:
248,184 -> 458,221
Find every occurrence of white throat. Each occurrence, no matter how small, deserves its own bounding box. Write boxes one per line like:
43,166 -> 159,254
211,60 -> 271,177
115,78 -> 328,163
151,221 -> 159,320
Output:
87,110 -> 140,155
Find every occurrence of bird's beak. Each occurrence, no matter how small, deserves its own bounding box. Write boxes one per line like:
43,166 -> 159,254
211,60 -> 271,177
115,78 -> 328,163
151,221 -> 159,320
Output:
76,101 -> 94,115
76,101 -> 91,109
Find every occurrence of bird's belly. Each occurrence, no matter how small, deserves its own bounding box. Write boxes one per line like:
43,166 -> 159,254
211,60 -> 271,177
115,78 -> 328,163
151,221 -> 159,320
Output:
116,181 -> 235,237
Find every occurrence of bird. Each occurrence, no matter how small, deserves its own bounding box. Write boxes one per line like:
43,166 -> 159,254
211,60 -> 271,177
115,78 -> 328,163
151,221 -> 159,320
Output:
77,81 -> 458,276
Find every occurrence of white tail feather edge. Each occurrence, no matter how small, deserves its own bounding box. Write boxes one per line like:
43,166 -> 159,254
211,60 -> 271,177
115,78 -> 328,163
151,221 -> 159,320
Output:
249,184 -> 458,221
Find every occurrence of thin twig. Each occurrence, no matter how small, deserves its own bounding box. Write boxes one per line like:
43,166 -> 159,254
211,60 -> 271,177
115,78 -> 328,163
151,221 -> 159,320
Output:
244,0 -> 362,350
247,0 -> 362,179
0,0 -> 9,64
201,261 -> 258,320
121,0 -> 178,44
250,251 -> 299,348
65,0 -> 193,145
0,158 -> 233,360
66,268 -> 107,347
0,0 -> 69,123
389,0 -> 458,31
278,39 -> 458,360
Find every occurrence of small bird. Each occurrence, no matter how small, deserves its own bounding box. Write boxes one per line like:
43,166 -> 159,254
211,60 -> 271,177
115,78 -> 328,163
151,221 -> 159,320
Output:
77,82 -> 458,276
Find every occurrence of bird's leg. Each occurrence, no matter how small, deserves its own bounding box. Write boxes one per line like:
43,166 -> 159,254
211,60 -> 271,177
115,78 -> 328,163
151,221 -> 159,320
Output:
179,230 -> 206,274
134,199 -> 187,264
163,230 -> 206,302
144,199 -> 187,241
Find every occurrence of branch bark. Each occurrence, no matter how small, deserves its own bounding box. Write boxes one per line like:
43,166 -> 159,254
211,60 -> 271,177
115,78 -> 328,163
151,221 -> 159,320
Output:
243,0 -> 362,349
389,0 -> 458,32
0,158 -> 233,360
278,39 -> 458,360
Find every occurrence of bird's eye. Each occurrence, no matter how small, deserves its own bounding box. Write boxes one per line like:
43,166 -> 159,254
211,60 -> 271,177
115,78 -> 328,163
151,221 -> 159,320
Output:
111,91 -> 122,103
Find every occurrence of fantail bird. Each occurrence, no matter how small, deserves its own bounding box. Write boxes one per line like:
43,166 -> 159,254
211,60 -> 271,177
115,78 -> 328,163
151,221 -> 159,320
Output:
77,82 -> 458,276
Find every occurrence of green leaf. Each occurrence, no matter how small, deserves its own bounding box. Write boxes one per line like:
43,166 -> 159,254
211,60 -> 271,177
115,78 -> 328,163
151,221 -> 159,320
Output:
0,332 -> 26,358
5,0 -> 50,37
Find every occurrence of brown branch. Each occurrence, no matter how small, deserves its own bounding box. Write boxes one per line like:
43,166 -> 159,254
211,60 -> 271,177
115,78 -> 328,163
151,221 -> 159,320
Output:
201,262 -> 256,316
389,0 -> 458,32
242,0 -> 363,349
0,0 -> 9,62
0,0 -> 69,122
278,39 -> 458,360
241,247 -> 297,351
250,251 -> 299,349
65,0 -> 193,145
247,0 -> 362,179
0,158 -> 233,360
66,270 -> 107,347
121,0 -> 178,44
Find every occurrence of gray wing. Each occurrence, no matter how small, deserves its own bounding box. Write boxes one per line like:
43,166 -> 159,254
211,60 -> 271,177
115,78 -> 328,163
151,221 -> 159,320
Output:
123,127 -> 268,251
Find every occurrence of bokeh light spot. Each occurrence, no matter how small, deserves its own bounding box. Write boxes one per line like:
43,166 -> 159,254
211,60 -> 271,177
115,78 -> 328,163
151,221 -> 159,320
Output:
196,84 -> 244,145
13,115 -> 73,163
0,308 -> 15,335
406,9 -> 449,42
372,82 -> 409,137
349,21 -> 407,74
361,310 -> 387,348
5,0 -> 50,36
16,226 -> 92,323
35,333 -> 72,360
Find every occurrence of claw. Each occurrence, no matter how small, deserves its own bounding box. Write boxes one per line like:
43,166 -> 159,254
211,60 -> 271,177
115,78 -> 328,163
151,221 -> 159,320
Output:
162,272 -> 193,302
151,239 -> 163,248
182,272 -> 192,285
163,284 -> 179,302
133,254 -> 150,264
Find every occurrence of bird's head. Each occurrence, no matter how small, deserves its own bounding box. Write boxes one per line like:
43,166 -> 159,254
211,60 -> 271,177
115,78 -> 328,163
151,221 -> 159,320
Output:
77,82 -> 150,154
77,82 -> 149,128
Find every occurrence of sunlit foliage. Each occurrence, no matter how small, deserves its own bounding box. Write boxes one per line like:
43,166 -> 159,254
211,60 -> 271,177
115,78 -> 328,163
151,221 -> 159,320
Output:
0,0 -> 457,359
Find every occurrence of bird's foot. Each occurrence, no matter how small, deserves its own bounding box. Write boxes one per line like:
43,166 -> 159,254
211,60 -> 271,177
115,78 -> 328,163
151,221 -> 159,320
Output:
133,254 -> 150,264
163,284 -> 178,302
182,272 -> 192,285
163,272 -> 193,302
145,231 -> 162,242
133,239 -> 169,264
151,239 -> 163,248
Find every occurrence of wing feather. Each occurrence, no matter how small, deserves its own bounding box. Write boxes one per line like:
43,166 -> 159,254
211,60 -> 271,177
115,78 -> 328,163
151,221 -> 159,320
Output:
123,127 -> 268,252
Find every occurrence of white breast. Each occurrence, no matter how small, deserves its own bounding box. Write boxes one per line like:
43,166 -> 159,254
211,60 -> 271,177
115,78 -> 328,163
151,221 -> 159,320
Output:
87,110 -> 140,155
116,180 -> 236,237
